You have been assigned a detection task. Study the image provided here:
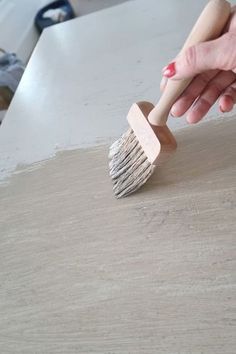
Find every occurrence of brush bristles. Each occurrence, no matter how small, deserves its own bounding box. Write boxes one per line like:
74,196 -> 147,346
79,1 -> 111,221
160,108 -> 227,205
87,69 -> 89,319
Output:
109,128 -> 155,198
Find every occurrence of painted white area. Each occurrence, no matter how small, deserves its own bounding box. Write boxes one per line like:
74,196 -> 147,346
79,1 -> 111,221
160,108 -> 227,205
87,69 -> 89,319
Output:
70,0 -> 129,15
0,0 -> 235,180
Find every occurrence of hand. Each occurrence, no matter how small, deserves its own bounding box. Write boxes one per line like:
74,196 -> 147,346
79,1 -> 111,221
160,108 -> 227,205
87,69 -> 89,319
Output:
161,6 -> 236,124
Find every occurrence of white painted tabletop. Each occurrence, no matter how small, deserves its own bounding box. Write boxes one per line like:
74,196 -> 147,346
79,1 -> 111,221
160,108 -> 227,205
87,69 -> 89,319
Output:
0,0 -> 235,180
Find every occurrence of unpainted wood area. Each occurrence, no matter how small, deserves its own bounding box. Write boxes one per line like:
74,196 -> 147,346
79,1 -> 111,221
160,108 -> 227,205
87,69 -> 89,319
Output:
0,117 -> 236,353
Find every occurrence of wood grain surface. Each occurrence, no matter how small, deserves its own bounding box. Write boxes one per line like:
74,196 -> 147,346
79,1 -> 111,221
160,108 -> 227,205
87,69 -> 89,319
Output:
0,117 -> 236,353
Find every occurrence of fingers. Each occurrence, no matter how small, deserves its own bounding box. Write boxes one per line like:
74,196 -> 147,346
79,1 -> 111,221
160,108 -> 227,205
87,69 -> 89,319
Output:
225,5 -> 236,32
160,7 -> 236,123
219,94 -> 234,112
162,32 -> 236,80
219,81 -> 236,112
186,70 -> 236,124
170,70 -> 219,117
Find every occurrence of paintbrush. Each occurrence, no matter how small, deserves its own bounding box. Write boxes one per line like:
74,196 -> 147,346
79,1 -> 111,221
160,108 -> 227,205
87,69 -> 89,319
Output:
109,0 -> 231,198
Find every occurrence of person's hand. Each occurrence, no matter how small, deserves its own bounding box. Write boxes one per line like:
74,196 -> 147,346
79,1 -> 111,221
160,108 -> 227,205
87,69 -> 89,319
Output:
161,6 -> 236,124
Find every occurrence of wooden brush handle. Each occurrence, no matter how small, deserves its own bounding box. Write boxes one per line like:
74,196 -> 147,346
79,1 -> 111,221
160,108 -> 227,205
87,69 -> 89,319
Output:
148,0 -> 231,126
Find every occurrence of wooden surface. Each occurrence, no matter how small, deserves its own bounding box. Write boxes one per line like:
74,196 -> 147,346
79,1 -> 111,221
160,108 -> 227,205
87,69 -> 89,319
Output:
1,0 -> 236,352
0,116 -> 236,353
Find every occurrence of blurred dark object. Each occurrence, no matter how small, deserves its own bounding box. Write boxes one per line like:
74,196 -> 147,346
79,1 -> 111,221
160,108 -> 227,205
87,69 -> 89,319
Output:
0,87 -> 13,110
0,48 -> 25,111
35,0 -> 75,34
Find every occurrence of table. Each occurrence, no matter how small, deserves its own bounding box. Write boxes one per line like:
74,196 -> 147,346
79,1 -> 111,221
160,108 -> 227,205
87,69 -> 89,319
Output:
1,0 -> 232,180
0,1 -> 236,353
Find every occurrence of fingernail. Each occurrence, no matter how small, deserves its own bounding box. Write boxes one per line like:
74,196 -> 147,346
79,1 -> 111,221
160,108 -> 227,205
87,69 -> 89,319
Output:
219,105 -> 225,113
170,106 -> 177,117
163,62 -> 176,78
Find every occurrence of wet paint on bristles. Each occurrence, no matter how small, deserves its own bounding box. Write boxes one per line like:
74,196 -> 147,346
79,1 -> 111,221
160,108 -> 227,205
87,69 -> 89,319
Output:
109,128 -> 155,198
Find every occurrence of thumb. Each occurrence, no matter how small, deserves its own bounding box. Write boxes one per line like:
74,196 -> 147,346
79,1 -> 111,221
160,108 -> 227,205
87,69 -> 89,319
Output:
163,32 -> 236,80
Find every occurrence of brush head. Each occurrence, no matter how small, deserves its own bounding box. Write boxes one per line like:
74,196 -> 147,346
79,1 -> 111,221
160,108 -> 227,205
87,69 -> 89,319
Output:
109,101 -> 177,198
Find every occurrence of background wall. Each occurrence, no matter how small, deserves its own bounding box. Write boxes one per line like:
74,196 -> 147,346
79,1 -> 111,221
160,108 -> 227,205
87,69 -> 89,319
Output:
0,0 -> 50,62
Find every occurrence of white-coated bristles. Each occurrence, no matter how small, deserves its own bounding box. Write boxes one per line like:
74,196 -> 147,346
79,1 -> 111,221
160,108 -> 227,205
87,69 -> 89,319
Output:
109,129 -> 155,198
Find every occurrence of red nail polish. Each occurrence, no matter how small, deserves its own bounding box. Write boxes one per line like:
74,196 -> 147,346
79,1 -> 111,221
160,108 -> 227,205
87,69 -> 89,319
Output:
163,62 -> 176,78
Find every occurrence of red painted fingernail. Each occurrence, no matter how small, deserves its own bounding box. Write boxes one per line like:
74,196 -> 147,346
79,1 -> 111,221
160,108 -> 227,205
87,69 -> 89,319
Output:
163,62 -> 176,78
